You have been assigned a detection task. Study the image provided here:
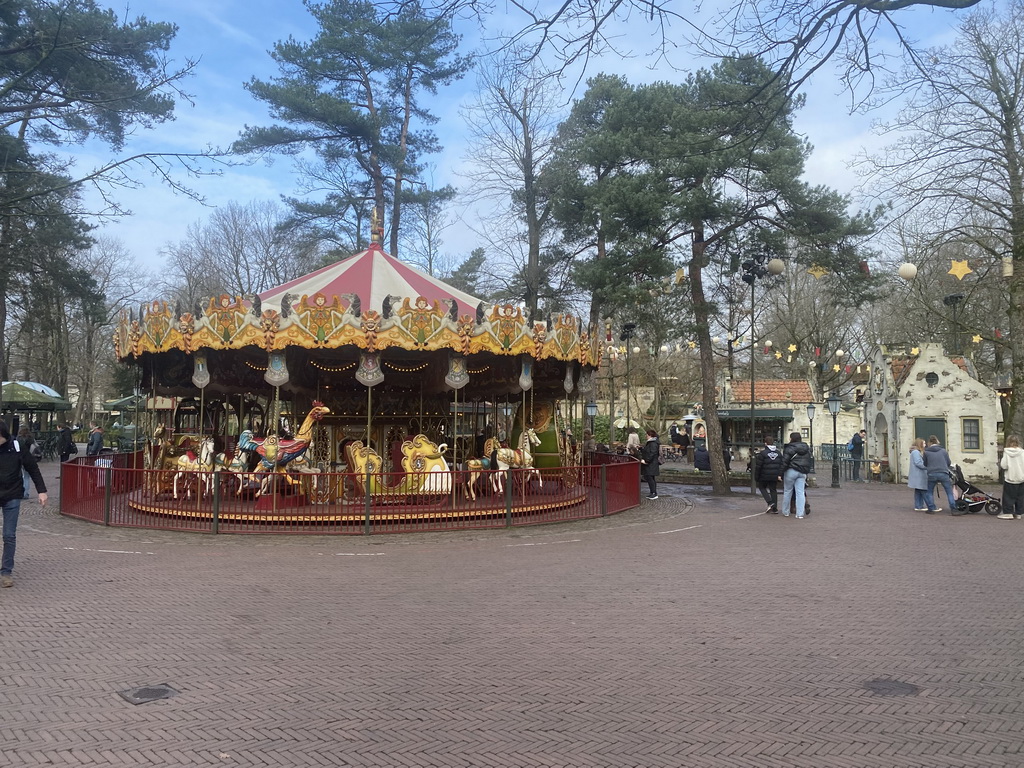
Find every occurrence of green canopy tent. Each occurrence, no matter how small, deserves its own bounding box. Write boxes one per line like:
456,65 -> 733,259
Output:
1,381 -> 73,412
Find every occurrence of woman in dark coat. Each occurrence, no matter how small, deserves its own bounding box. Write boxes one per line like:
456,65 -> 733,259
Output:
639,429 -> 661,500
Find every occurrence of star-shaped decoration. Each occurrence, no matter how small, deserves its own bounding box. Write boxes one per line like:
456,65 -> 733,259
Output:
674,268 -> 686,285
787,343 -> 798,353
832,364 -> 841,372
807,264 -> 829,279
910,347 -> 920,355
948,259 -> 973,280
687,340 -> 697,349
972,334 -> 983,344
775,351 -> 783,359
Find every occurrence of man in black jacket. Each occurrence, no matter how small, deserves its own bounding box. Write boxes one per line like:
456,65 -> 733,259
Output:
0,420 -> 48,587
753,434 -> 784,514
781,431 -> 812,519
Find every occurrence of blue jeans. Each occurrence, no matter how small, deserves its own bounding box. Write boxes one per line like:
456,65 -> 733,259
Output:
928,471 -> 955,510
2,498 -> 22,575
913,488 -> 929,509
782,468 -> 806,518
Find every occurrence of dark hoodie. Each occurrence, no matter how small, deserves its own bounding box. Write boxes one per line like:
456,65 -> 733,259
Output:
0,431 -> 46,504
755,443 -> 784,482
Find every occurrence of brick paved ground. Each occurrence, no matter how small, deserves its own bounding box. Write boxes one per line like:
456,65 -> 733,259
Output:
1,461 -> 1022,767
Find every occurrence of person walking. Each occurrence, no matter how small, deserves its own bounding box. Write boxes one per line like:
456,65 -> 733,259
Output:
997,435 -> 1024,520
58,422 -> 75,462
16,426 -> 41,499
0,419 -> 48,587
850,429 -> 866,482
908,438 -> 931,512
780,431 -> 812,519
86,421 -> 104,456
753,434 -> 784,514
639,428 -> 661,500
923,435 -> 962,515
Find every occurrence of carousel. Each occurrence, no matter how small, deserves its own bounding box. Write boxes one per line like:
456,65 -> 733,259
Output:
110,223 -> 606,527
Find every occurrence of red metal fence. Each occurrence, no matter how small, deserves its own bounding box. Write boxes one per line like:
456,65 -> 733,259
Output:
60,452 -> 641,535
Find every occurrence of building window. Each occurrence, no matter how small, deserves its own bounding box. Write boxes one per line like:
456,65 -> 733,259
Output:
925,372 -> 939,387
962,418 -> 981,451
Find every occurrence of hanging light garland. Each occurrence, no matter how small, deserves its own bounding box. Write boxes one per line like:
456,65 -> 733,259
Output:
310,360 -> 357,373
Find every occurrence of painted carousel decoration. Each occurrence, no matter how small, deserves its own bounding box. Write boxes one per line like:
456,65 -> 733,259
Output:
113,224 -> 604,524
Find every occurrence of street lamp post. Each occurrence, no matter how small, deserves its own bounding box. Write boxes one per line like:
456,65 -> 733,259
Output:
620,323 -> 637,431
806,402 -> 816,474
827,394 -> 841,488
585,400 -> 597,439
741,255 -> 785,494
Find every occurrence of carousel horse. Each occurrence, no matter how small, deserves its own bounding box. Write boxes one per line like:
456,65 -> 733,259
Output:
214,448 -> 257,496
172,437 -> 216,499
465,437 -> 501,501
237,402 -> 330,497
492,428 -> 543,494
345,434 -> 452,498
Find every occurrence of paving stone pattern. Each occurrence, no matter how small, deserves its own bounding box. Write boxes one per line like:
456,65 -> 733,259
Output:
1,462 -> 1022,766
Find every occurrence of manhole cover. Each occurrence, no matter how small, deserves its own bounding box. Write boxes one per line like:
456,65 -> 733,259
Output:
118,683 -> 178,705
864,678 -> 920,697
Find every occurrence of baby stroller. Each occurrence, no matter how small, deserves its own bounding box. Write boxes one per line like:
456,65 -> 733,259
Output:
950,464 -> 1002,515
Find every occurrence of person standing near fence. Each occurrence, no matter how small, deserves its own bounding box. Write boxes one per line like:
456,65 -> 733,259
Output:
86,421 -> 103,456
997,435 -> 1024,520
639,429 -> 661,500
0,419 -> 48,588
850,429 -> 866,482
58,422 -> 75,462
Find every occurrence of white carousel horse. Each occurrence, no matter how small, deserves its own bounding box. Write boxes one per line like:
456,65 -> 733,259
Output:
214,448 -> 258,496
172,438 -> 216,499
492,428 -> 543,494
464,437 -> 501,501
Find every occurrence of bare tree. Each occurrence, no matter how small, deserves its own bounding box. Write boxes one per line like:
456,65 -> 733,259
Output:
461,48 -> 567,316
859,0 -> 1024,435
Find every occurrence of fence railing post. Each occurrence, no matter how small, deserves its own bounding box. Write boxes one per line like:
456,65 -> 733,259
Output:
363,469 -> 372,535
600,464 -> 608,516
211,471 -> 221,534
504,468 -> 513,527
103,465 -> 112,526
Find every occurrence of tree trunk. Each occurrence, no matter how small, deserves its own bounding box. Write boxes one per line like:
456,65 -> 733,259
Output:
690,229 -> 730,493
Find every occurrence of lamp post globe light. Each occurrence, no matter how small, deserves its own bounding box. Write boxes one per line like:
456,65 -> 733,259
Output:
741,254 -> 786,495
826,393 -> 842,488
806,402 -> 816,474
585,399 -> 598,436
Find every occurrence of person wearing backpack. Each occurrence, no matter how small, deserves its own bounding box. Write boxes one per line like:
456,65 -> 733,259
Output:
753,434 -> 784,514
849,429 -> 866,482
0,419 -> 48,588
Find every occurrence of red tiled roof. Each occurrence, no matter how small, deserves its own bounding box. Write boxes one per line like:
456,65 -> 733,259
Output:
733,379 -> 813,404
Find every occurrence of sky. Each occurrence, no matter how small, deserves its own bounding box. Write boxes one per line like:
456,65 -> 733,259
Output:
75,0 -> 975,278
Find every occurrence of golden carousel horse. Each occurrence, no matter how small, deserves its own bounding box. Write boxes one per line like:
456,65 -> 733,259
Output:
345,434 -> 452,498
492,427 -> 543,494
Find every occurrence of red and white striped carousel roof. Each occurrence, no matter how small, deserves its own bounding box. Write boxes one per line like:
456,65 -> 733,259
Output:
259,243 -> 482,316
